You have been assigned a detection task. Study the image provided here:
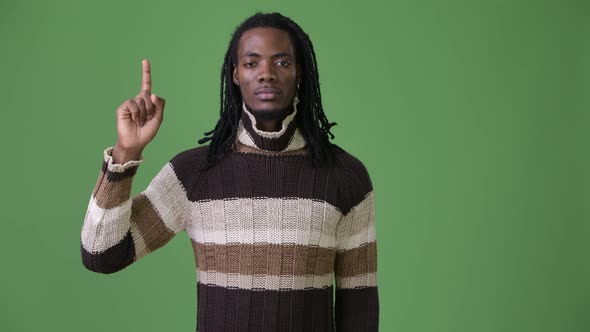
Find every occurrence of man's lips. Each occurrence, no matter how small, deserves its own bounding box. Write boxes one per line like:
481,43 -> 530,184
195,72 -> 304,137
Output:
255,87 -> 281,100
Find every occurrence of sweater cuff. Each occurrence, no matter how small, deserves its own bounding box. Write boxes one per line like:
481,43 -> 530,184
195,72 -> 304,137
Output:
103,146 -> 144,173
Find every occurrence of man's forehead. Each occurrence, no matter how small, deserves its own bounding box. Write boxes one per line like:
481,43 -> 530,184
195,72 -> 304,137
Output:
237,27 -> 295,56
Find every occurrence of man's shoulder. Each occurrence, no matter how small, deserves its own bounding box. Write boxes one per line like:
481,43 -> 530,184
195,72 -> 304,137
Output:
166,144 -> 210,175
169,144 -> 209,164
331,143 -> 371,180
328,143 -> 374,214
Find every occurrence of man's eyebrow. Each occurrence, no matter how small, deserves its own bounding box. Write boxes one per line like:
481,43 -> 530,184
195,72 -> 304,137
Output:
271,52 -> 294,58
240,52 -> 260,58
239,52 -> 294,58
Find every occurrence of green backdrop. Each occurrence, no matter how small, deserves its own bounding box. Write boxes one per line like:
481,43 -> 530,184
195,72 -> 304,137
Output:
1,0 -> 588,331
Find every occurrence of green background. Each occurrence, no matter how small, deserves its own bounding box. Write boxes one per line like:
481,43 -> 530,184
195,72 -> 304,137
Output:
1,0 -> 588,331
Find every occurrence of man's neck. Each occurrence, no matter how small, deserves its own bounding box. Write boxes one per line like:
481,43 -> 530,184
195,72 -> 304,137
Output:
256,120 -> 281,132
244,103 -> 294,132
235,101 -> 306,153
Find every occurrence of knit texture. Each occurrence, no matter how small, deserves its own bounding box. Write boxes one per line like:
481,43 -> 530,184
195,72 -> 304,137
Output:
81,105 -> 379,331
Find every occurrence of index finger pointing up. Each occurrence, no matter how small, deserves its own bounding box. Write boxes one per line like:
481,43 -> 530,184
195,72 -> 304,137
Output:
141,59 -> 152,92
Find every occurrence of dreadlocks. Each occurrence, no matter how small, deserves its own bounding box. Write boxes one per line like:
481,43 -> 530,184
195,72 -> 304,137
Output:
197,12 -> 342,170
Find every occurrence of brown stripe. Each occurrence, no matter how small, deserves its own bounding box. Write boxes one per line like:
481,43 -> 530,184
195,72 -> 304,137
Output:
170,145 -> 373,214
80,231 -> 135,274
335,286 -> 379,331
130,194 -> 175,252
335,241 -> 377,277
191,242 -> 337,276
101,159 -> 139,182
197,282 -> 335,332
233,140 -> 308,156
92,168 -> 133,209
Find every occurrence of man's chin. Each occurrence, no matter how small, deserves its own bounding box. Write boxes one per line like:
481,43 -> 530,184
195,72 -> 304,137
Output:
245,103 -> 293,121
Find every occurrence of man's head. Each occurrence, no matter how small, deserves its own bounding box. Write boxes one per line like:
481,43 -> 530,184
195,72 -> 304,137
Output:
225,12 -> 310,123
232,26 -> 300,121
198,12 -> 340,168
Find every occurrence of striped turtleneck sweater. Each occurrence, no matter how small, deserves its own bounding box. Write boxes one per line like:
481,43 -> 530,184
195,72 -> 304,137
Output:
80,102 -> 379,331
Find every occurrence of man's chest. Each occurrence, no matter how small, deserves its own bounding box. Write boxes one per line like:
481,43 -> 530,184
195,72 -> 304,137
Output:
185,197 -> 342,248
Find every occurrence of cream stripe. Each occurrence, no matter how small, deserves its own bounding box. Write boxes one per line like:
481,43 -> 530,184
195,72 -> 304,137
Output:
103,146 -> 144,173
129,222 -> 149,260
241,101 -> 297,139
142,163 -> 188,232
236,122 -> 260,149
336,191 -> 376,251
336,272 -> 378,289
185,197 -> 342,247
236,121 -> 307,152
337,224 -> 376,251
287,128 -> 306,150
81,196 -> 131,253
197,270 -> 334,290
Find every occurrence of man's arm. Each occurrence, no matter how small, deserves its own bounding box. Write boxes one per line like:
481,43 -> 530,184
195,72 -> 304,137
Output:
334,163 -> 379,331
80,146 -> 188,274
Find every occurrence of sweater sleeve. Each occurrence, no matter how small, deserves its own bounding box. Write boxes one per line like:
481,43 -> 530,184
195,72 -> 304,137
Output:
80,146 -> 188,274
334,162 -> 379,331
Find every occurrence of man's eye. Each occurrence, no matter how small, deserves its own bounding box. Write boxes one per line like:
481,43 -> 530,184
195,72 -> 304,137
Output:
244,62 -> 257,67
277,60 -> 290,67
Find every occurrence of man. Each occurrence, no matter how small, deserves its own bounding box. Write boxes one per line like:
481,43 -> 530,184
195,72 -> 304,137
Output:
81,12 -> 379,331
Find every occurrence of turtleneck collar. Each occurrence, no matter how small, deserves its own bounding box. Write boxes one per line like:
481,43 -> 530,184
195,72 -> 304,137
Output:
235,100 -> 306,153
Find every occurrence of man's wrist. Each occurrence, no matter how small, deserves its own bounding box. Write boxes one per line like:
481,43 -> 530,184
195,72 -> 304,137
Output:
112,144 -> 143,164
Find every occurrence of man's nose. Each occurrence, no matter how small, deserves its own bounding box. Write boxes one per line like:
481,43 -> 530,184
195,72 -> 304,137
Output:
257,62 -> 277,82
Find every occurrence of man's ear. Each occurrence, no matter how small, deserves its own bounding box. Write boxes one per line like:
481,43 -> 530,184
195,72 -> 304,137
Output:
233,65 -> 239,86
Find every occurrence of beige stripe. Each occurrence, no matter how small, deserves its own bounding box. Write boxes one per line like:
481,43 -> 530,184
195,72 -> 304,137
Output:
336,191 -> 376,251
130,194 -> 175,252
335,241 -> 377,277
336,272 -> 377,289
197,270 -> 334,290
81,196 -> 132,253
185,197 -> 341,247
130,222 -> 149,261
191,242 -> 336,276
103,146 -> 144,173
241,101 -> 298,139
92,168 -> 134,209
141,163 -> 187,233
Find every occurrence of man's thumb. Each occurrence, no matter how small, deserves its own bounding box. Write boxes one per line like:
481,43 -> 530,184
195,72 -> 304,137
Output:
150,94 -> 165,121
151,94 -> 165,109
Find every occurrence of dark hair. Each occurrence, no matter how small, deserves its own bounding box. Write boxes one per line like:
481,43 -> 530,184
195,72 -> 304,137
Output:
197,12 -> 342,170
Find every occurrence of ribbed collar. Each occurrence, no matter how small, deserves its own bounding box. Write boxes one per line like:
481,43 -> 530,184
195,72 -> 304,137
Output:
235,100 -> 306,152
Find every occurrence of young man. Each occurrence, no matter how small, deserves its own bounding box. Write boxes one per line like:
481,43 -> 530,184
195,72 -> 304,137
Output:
81,12 -> 379,331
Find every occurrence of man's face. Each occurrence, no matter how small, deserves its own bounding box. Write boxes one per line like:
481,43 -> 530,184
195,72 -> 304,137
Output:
233,27 -> 300,119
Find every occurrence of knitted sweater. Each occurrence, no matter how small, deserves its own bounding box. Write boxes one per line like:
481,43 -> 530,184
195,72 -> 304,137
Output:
80,104 -> 379,331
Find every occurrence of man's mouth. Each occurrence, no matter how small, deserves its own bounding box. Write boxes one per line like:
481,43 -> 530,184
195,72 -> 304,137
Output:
255,87 -> 281,100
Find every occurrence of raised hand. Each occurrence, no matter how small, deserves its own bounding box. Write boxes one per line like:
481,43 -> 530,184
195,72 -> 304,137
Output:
113,59 -> 166,163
